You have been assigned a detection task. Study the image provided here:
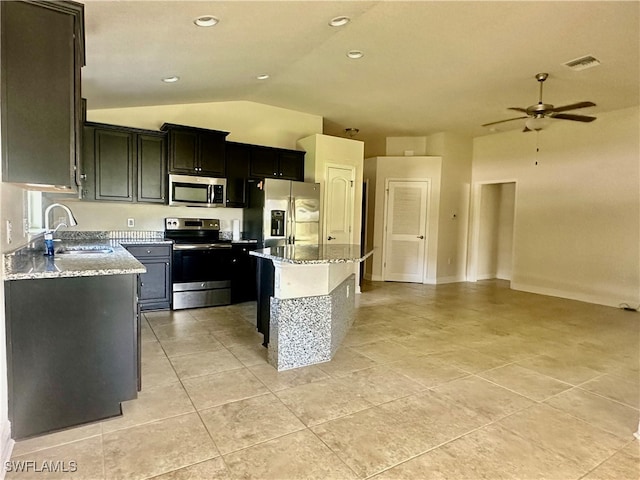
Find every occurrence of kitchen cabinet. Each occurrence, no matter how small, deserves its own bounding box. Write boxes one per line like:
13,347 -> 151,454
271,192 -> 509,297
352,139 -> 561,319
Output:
225,142 -> 251,207
82,122 -> 167,204
231,243 -> 257,304
162,123 -> 228,176
255,257 -> 274,347
125,244 -> 172,311
4,274 -> 138,439
249,145 -> 305,181
1,0 -> 85,191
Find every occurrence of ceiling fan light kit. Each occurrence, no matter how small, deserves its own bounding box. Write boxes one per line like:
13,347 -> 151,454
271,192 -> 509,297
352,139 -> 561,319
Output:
482,73 -> 597,132
525,116 -> 551,132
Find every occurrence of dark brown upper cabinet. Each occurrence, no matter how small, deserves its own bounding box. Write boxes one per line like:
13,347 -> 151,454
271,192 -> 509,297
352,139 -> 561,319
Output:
248,145 -> 305,181
1,0 -> 85,191
82,123 -> 167,204
161,123 -> 229,177
225,142 -> 251,208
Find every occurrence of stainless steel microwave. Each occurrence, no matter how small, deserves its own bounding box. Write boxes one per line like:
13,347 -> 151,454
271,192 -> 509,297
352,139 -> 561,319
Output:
169,174 -> 226,207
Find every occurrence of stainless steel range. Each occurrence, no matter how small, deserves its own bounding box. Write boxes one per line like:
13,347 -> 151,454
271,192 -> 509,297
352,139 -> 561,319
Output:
164,217 -> 232,310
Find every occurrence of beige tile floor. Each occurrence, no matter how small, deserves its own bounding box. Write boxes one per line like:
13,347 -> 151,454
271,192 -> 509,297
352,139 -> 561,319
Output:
7,280 -> 640,479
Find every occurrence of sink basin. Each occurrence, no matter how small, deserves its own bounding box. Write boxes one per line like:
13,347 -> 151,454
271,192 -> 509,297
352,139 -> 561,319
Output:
56,246 -> 114,255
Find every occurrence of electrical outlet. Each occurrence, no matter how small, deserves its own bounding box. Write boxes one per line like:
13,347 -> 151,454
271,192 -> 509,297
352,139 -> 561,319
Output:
127,218 -> 135,228
6,220 -> 12,244
347,285 -> 350,298
23,218 -> 29,236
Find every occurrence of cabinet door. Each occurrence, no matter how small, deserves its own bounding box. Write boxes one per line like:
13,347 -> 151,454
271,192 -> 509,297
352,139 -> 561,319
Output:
138,258 -> 171,310
168,130 -> 198,174
198,132 -> 226,176
231,244 -> 257,304
1,1 -> 79,189
95,129 -> 134,202
6,275 -> 137,439
137,134 -> 167,203
249,146 -> 278,178
278,150 -> 305,181
80,125 -> 96,200
225,143 -> 250,207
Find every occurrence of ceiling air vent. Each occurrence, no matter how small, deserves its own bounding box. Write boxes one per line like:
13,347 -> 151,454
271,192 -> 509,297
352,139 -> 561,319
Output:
563,55 -> 601,71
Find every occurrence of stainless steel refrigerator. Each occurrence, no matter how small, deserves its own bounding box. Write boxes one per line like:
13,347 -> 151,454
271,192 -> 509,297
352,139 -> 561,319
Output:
243,179 -> 320,247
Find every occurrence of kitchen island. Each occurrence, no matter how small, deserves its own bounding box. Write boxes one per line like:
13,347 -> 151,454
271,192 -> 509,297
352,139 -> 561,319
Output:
250,244 -> 373,371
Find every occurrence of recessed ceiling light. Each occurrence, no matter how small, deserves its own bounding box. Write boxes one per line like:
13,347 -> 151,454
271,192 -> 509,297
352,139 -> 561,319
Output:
162,76 -> 180,83
329,16 -> 350,27
194,15 -> 219,27
256,74 -> 270,80
346,50 -> 364,59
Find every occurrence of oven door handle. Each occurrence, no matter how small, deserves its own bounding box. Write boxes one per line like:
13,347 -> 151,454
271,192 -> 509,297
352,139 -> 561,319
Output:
173,244 -> 232,250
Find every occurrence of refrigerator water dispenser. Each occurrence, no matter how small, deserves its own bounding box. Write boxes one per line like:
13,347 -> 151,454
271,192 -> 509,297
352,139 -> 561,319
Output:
271,210 -> 286,236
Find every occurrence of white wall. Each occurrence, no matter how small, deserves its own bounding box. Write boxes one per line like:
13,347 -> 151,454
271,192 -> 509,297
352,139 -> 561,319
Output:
477,182 -> 515,280
88,100 -> 322,150
298,134 -> 365,246
386,137 -> 427,156
367,156 -> 442,283
429,133 -> 473,283
52,199 -> 244,234
472,106 -> 640,307
496,182 -> 515,280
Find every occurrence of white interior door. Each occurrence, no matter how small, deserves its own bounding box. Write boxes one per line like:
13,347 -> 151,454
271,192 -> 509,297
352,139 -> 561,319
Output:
383,180 -> 429,283
324,165 -> 355,244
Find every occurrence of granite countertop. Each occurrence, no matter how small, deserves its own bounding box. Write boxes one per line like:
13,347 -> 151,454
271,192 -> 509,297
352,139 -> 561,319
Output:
3,230 -> 172,281
3,239 -> 148,281
250,244 -> 373,264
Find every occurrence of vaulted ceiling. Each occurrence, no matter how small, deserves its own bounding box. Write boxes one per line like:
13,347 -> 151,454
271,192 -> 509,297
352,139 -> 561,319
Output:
82,1 -> 640,145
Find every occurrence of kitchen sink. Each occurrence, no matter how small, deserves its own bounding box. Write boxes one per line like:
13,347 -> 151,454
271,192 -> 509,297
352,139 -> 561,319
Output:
56,246 -> 114,255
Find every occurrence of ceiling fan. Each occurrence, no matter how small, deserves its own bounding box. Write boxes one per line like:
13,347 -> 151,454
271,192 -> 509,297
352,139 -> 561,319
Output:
482,73 -> 596,132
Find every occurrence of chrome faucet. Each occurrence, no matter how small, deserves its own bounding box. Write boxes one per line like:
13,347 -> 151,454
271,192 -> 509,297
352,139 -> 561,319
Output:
44,203 -> 78,233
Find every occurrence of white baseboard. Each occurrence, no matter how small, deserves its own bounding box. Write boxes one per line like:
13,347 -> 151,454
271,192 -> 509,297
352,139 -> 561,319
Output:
436,275 -> 465,284
476,273 -> 496,281
0,419 -> 14,480
510,282 -> 630,309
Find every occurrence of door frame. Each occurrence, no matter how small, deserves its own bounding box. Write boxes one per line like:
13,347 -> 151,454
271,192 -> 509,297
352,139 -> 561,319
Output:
381,178 -> 431,283
466,179 -> 518,282
323,163 -> 356,245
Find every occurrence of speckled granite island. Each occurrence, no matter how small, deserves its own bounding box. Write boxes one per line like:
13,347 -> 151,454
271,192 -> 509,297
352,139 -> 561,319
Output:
250,244 -> 373,371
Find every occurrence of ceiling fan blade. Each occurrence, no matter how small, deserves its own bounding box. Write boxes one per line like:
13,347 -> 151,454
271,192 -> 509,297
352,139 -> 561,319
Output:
482,116 -> 528,127
549,101 -> 596,113
508,107 -> 528,113
550,113 -> 597,122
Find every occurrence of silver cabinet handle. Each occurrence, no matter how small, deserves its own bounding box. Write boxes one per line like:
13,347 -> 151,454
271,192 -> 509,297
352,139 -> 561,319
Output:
417,235 -> 424,239
327,236 -> 335,240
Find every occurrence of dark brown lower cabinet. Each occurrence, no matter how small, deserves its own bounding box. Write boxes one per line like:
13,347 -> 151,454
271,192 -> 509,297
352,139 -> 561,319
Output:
125,244 -> 172,311
255,257 -> 274,347
4,274 -> 138,440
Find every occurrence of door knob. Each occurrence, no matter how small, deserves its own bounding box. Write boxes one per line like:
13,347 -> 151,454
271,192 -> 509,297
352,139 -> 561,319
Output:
327,236 -> 335,240
417,235 -> 424,239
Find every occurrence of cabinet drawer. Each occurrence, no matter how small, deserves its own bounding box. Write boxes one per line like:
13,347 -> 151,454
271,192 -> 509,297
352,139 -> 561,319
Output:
126,245 -> 172,258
